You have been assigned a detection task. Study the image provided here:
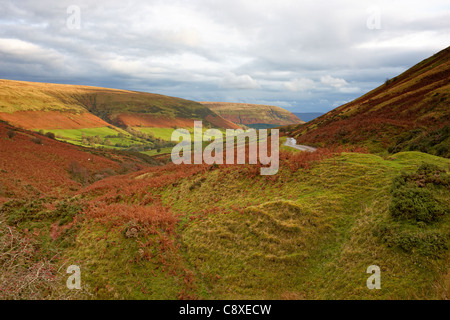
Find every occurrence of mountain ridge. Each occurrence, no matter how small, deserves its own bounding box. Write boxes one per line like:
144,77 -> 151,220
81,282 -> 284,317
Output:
199,101 -> 304,129
284,46 -> 450,156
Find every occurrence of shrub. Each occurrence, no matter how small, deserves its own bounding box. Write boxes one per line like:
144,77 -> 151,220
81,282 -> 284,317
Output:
390,126 -> 450,158
53,200 -> 82,226
374,223 -> 448,257
45,132 -> 56,139
1,199 -> 46,226
389,163 -> 448,223
7,130 -> 16,139
0,217 -> 63,299
31,137 -> 42,144
68,161 -> 90,185
389,186 -> 445,223
416,163 -> 443,176
392,165 -> 448,192
435,143 -> 448,157
1,198 -> 82,227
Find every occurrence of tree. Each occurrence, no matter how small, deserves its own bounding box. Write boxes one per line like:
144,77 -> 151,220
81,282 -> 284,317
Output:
45,132 -> 56,139
7,130 -> 16,139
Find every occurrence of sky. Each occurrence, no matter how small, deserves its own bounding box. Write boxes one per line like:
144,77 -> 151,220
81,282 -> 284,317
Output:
0,0 -> 449,113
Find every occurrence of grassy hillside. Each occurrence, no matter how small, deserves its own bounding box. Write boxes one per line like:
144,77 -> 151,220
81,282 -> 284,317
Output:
0,79 -> 240,153
199,101 -> 304,129
1,52 -> 449,301
284,46 -> 450,156
0,79 -> 236,130
1,143 -> 448,299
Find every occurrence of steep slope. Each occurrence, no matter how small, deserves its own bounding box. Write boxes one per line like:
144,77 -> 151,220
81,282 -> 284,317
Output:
199,101 -> 304,129
0,120 -> 153,202
0,79 -> 238,130
287,46 -> 450,155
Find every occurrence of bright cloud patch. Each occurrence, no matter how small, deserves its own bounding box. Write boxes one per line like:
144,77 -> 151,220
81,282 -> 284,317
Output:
320,75 -> 348,88
219,73 -> 260,90
284,78 -> 315,92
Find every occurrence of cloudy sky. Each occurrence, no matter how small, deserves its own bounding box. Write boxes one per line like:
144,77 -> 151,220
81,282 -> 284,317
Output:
0,0 -> 449,112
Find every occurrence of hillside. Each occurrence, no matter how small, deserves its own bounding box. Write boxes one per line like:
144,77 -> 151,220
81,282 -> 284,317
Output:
1,92 -> 449,300
1,141 -> 448,299
0,79 -> 238,130
0,80 -> 240,153
285,46 -> 450,156
199,101 -> 304,129
1,53 -> 449,303
0,120 -> 155,203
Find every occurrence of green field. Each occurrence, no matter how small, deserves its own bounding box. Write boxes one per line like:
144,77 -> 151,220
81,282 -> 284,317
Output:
134,127 -> 231,141
42,127 -> 152,149
43,125 -> 269,157
45,127 -> 123,140
135,126 -> 241,156
43,126 -> 240,156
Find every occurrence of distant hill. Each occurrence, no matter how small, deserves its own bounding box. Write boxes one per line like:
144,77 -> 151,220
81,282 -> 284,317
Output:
293,112 -> 324,122
199,102 -> 304,129
285,46 -> 450,157
0,79 -> 239,130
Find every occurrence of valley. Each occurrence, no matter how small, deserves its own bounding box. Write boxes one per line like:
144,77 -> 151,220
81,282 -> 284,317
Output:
0,79 -> 241,155
0,47 -> 449,301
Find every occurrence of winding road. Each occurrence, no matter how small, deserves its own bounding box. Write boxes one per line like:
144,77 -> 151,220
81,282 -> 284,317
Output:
284,137 -> 317,152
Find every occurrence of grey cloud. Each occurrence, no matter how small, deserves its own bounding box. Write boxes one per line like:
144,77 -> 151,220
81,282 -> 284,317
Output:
0,0 -> 448,112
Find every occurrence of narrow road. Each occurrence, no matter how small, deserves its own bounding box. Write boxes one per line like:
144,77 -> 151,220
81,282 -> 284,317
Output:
284,137 -> 317,152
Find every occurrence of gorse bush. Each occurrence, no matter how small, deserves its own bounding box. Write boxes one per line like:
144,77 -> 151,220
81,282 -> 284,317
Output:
53,199 -> 83,226
391,163 -> 449,189
374,222 -> 448,257
1,198 -> 82,227
414,163 -> 449,186
375,162 -> 450,257
1,199 -> 46,226
389,187 -> 445,223
389,163 -> 448,223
